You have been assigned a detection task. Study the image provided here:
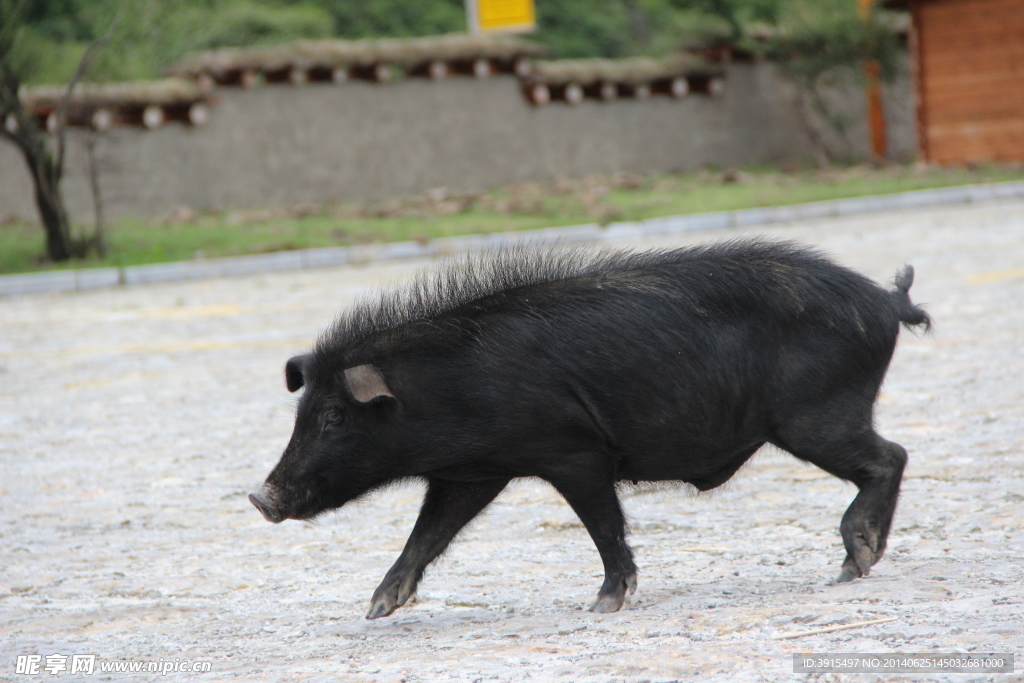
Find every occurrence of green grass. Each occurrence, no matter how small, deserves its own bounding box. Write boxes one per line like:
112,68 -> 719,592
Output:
3,163 -> 1023,275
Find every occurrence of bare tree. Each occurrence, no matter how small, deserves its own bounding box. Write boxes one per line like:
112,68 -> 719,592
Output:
84,131 -> 107,258
0,0 -> 118,262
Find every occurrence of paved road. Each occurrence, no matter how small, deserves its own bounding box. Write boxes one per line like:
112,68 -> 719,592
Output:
2,200 -> 1023,682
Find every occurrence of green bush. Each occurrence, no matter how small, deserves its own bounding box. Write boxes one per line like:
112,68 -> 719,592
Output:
322,0 -> 466,38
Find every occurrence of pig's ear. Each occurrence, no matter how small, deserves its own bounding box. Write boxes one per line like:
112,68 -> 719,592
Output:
285,355 -> 309,393
344,364 -> 395,403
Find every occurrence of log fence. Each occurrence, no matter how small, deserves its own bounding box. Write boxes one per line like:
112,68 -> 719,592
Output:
19,35 -> 729,131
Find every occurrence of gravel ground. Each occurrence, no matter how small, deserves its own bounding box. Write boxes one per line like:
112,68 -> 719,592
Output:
2,200 -> 1023,683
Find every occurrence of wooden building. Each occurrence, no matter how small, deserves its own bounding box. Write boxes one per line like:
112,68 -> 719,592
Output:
891,0 -> 1024,163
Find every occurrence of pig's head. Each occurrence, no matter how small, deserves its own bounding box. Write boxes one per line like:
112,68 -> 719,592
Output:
249,354 -> 399,523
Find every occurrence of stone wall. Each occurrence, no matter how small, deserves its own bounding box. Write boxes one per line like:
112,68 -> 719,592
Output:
0,63 -> 915,224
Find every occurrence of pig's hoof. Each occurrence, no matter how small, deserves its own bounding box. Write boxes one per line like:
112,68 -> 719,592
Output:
589,595 -> 625,613
588,574 -> 636,613
366,599 -> 396,620
835,526 -> 881,584
835,567 -> 859,583
851,530 -> 879,574
366,575 -> 415,619
836,554 -> 866,583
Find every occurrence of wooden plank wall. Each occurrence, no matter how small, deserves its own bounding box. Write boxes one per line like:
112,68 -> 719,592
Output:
914,0 -> 1024,163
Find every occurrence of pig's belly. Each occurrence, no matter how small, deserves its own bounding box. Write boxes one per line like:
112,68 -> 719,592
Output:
617,440 -> 766,491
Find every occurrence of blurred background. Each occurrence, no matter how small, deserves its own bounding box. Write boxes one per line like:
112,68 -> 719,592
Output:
2,0 -> 855,82
1,0 -> 1022,273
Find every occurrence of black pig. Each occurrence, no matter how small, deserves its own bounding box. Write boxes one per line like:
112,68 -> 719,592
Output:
249,240 -> 930,618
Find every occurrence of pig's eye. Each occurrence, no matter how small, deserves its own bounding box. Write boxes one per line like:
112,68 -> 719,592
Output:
323,409 -> 343,430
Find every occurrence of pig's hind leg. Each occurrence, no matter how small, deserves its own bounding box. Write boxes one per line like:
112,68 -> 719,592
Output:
550,474 -> 638,613
367,477 -> 510,619
773,409 -> 907,584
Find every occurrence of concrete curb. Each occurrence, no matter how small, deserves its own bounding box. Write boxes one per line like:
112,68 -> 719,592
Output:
3,180 -> 1023,296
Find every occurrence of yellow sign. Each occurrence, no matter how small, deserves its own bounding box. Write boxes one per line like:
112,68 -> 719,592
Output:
467,0 -> 536,34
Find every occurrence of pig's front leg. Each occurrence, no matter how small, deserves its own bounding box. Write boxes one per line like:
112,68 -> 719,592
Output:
366,477 -> 510,619
551,474 -> 637,613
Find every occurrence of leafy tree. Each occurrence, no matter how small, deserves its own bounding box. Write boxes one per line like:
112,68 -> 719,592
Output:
10,0 -> 800,79
533,0 -> 632,58
759,0 -> 902,164
319,0 -> 465,39
12,0 -> 335,84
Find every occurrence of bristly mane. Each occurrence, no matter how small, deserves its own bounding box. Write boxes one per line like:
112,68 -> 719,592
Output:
315,244 -> 632,355
314,240 -> 832,359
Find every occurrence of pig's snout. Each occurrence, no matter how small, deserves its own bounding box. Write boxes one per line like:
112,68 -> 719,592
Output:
249,486 -> 284,524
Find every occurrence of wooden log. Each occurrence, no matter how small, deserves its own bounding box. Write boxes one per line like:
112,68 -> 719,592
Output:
374,63 -> 392,82
564,82 -> 584,105
670,76 -> 689,98
91,109 -> 113,131
332,67 -> 349,83
188,102 -> 210,126
600,82 -> 618,101
428,60 -> 448,80
529,82 -> 550,106
142,105 -> 165,130
241,69 -> 261,88
473,58 -> 491,78
513,57 -> 532,77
